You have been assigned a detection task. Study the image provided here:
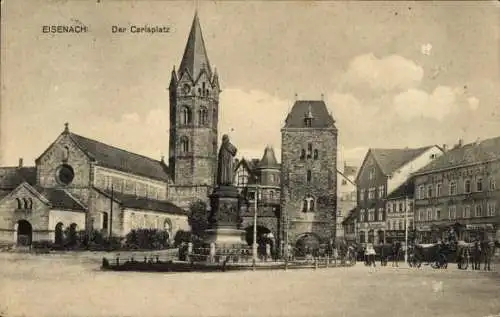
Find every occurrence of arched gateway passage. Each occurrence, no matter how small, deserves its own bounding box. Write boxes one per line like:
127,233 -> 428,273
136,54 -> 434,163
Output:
16,220 -> 32,246
295,233 -> 321,257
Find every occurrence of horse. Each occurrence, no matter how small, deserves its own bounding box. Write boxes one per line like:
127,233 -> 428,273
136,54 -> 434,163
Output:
480,240 -> 500,271
471,241 -> 482,270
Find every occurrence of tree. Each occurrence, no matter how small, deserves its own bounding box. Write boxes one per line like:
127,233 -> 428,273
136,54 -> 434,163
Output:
188,200 -> 209,237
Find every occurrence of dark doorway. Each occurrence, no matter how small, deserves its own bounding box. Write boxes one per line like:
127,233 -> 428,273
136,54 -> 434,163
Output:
295,233 -> 320,257
65,223 -> 78,247
55,222 -> 64,245
245,226 -> 273,256
16,220 -> 32,246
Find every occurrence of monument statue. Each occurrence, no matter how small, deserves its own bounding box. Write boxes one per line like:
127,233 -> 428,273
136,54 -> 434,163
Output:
217,134 -> 237,186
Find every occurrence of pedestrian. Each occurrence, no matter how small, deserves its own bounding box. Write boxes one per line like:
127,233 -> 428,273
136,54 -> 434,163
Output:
366,243 -> 376,268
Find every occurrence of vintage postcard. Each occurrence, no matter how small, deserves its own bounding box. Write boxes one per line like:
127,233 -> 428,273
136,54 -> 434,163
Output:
0,1 -> 499,317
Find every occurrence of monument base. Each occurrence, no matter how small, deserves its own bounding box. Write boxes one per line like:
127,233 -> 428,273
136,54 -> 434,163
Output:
203,228 -> 247,248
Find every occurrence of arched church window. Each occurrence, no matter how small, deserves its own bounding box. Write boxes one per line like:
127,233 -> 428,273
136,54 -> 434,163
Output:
23,198 -> 29,209
15,198 -> 22,209
198,107 -> 208,126
102,212 -> 108,230
63,146 -> 70,162
313,149 -> 318,160
181,106 -> 192,125
28,198 -> 33,209
180,137 -> 189,153
202,82 -> 206,96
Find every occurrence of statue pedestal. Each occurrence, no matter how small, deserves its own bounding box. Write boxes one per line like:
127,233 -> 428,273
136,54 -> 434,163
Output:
204,185 -> 246,248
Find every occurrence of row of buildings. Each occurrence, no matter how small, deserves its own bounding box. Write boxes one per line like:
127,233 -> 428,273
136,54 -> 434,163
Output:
342,137 -> 500,244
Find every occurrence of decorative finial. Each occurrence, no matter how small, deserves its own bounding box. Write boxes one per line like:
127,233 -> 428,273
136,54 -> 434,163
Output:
294,93 -> 298,100
64,122 -> 69,133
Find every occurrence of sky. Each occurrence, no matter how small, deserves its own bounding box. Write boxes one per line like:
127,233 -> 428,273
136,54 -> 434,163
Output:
1,1 -> 499,169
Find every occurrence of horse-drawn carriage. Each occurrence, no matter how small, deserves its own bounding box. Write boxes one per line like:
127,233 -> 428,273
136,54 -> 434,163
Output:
408,242 -> 450,269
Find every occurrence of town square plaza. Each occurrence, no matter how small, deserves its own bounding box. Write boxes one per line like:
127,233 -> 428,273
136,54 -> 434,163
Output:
0,251 -> 499,317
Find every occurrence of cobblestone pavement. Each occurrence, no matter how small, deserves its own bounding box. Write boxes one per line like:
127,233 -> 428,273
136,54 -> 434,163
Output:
0,253 -> 499,317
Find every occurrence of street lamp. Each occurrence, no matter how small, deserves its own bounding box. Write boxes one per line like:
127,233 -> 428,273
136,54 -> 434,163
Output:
252,183 -> 260,269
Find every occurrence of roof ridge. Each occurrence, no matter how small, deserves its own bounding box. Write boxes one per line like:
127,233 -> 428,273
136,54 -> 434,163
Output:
70,132 -> 163,164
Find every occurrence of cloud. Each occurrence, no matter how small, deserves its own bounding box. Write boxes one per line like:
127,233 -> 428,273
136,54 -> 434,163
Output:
344,53 -> 424,92
393,86 -> 458,121
219,88 -> 291,160
467,96 -> 480,111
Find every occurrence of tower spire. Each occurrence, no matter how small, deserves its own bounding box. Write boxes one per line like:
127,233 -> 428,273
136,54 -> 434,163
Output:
178,12 -> 212,81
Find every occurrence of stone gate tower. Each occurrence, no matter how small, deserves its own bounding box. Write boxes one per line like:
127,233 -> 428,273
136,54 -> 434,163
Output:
169,13 -> 220,192
280,100 -> 338,250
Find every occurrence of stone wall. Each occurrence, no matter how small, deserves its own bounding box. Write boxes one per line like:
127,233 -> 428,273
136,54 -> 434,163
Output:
93,166 -> 168,201
281,128 -> 338,244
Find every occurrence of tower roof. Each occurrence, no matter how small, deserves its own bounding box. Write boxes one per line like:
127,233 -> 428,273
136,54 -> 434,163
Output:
258,146 -> 279,169
284,100 -> 335,129
178,12 -> 212,81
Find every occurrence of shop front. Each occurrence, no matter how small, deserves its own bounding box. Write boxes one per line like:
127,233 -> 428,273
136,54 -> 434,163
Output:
385,230 -> 405,244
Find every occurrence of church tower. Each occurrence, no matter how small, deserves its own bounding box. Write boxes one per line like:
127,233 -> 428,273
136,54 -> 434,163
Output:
169,13 -> 220,188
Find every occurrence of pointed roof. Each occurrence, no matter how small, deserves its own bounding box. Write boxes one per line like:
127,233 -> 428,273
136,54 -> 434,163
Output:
370,146 -> 434,176
414,136 -> 500,175
178,12 -> 212,81
284,100 -> 335,129
258,146 -> 279,169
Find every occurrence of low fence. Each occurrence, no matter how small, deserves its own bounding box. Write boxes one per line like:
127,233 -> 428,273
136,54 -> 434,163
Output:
101,251 -> 356,273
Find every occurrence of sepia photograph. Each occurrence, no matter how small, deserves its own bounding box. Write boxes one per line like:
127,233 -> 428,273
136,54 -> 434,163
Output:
0,1 -> 499,316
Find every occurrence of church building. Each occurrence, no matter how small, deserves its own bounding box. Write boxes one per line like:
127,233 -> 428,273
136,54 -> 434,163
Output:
0,13 -> 218,247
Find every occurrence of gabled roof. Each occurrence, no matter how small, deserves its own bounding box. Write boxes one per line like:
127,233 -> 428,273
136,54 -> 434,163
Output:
34,186 -> 87,211
178,12 -> 212,81
415,136 -> 500,175
283,100 -> 336,129
371,146 -> 434,176
0,167 -> 37,189
69,132 -> 171,182
257,146 -> 279,169
96,188 -> 186,216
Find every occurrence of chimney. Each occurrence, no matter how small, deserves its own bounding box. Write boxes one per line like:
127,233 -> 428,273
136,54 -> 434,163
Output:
442,144 -> 447,152
458,139 -> 463,147
18,158 -> 23,168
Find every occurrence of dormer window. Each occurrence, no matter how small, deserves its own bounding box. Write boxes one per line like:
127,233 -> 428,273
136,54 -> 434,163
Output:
304,117 -> 312,127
